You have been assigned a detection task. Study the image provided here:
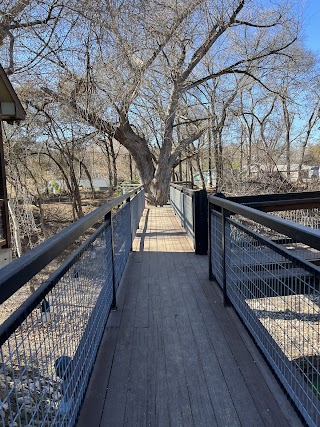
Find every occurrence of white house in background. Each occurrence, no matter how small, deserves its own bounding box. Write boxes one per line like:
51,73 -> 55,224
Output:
48,178 -> 111,194
79,178 -> 111,191
193,170 -> 217,187
250,164 -> 318,181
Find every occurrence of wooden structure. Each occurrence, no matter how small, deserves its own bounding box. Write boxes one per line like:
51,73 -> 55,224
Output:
77,205 -> 302,426
0,64 -> 26,268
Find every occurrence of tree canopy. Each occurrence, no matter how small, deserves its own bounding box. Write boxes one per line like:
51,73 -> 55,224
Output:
1,0 -> 319,205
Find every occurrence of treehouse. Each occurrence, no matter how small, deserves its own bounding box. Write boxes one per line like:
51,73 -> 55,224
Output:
0,64 -> 26,268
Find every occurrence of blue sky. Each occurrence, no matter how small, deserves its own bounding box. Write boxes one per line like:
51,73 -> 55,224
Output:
303,0 -> 320,53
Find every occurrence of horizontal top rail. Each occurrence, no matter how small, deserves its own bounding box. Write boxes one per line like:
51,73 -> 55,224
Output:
228,190 -> 320,211
0,222 -> 106,346
0,186 -> 144,305
209,194 -> 320,252
170,182 -> 203,196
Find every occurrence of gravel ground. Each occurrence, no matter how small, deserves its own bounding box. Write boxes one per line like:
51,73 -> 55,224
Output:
247,293 -> 320,361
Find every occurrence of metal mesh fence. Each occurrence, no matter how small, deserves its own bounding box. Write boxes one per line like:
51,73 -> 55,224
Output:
210,210 -> 223,288
170,186 -> 183,223
0,223 -> 113,427
130,189 -> 145,240
272,208 -> 320,229
0,188 -> 145,427
113,203 -> 132,290
209,200 -> 320,427
170,186 -> 194,241
233,211 -> 320,263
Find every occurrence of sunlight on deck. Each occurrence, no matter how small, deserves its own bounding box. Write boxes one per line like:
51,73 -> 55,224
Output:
133,205 -> 194,253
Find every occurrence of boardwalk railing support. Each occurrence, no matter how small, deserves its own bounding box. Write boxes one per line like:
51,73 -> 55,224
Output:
170,183 -> 208,255
0,186 -> 145,426
221,208 -> 231,307
208,192 -> 320,427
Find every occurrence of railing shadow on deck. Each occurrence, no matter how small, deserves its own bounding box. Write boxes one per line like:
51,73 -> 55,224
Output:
0,187 -> 145,427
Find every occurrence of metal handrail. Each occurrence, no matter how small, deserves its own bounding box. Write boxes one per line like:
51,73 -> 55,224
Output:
209,193 -> 320,426
0,186 -> 145,427
209,194 -> 320,252
227,190 -> 320,212
0,222 -> 106,346
0,186 -> 144,304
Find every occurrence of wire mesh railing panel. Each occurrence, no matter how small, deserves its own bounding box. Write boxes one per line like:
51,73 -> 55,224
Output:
130,196 -> 139,241
130,189 -> 145,240
182,193 -> 194,240
272,209 -> 320,230
113,203 -> 132,289
0,224 -> 113,427
233,213 -> 320,263
225,218 -> 320,427
170,186 -> 183,221
210,210 -> 223,288
138,189 -> 145,220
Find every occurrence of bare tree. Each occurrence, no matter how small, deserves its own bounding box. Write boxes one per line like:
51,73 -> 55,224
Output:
2,0 -> 309,205
29,0 -> 300,204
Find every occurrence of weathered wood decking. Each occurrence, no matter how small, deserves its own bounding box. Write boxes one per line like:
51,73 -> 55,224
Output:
77,205 -> 303,427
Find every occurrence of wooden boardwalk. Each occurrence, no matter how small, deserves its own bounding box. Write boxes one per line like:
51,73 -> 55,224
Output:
77,205 -> 303,427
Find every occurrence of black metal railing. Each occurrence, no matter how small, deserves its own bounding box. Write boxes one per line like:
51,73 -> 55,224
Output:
209,193 -> 320,427
169,183 -> 207,255
0,187 -> 145,427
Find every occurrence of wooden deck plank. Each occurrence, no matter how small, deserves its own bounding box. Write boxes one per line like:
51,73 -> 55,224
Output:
162,251 -> 218,426
99,255 -> 142,426
146,252 -> 170,426
77,204 -> 303,427
171,253 -> 241,427
123,327 -> 149,426
187,253 -> 303,427
76,327 -> 119,427
174,252 -> 264,426
157,251 -> 194,426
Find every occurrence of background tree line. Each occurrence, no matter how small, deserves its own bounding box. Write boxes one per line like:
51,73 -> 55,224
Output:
0,0 -> 319,248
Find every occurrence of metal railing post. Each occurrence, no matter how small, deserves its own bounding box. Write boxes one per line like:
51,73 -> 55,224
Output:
194,189 -> 208,255
208,201 -> 213,280
181,190 -> 185,228
221,207 -> 231,306
127,196 -> 133,250
105,211 -> 117,310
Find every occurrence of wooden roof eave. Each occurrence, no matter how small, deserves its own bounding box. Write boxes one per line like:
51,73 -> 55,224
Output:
0,64 -> 26,123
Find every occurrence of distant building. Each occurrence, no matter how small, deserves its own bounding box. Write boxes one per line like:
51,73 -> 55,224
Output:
193,170 -> 216,187
250,164 -> 316,181
79,178 -> 111,191
48,178 -> 111,194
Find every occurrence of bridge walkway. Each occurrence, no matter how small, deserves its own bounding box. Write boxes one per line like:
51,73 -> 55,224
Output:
77,205 -> 302,427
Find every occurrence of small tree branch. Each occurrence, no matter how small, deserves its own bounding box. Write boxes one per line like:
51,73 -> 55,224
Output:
183,37 -> 297,91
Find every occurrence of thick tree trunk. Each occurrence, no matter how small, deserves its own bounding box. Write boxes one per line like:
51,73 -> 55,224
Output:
146,152 -> 178,206
114,123 -> 155,195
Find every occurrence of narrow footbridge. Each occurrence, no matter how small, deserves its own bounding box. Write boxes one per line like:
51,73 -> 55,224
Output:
0,185 -> 320,426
